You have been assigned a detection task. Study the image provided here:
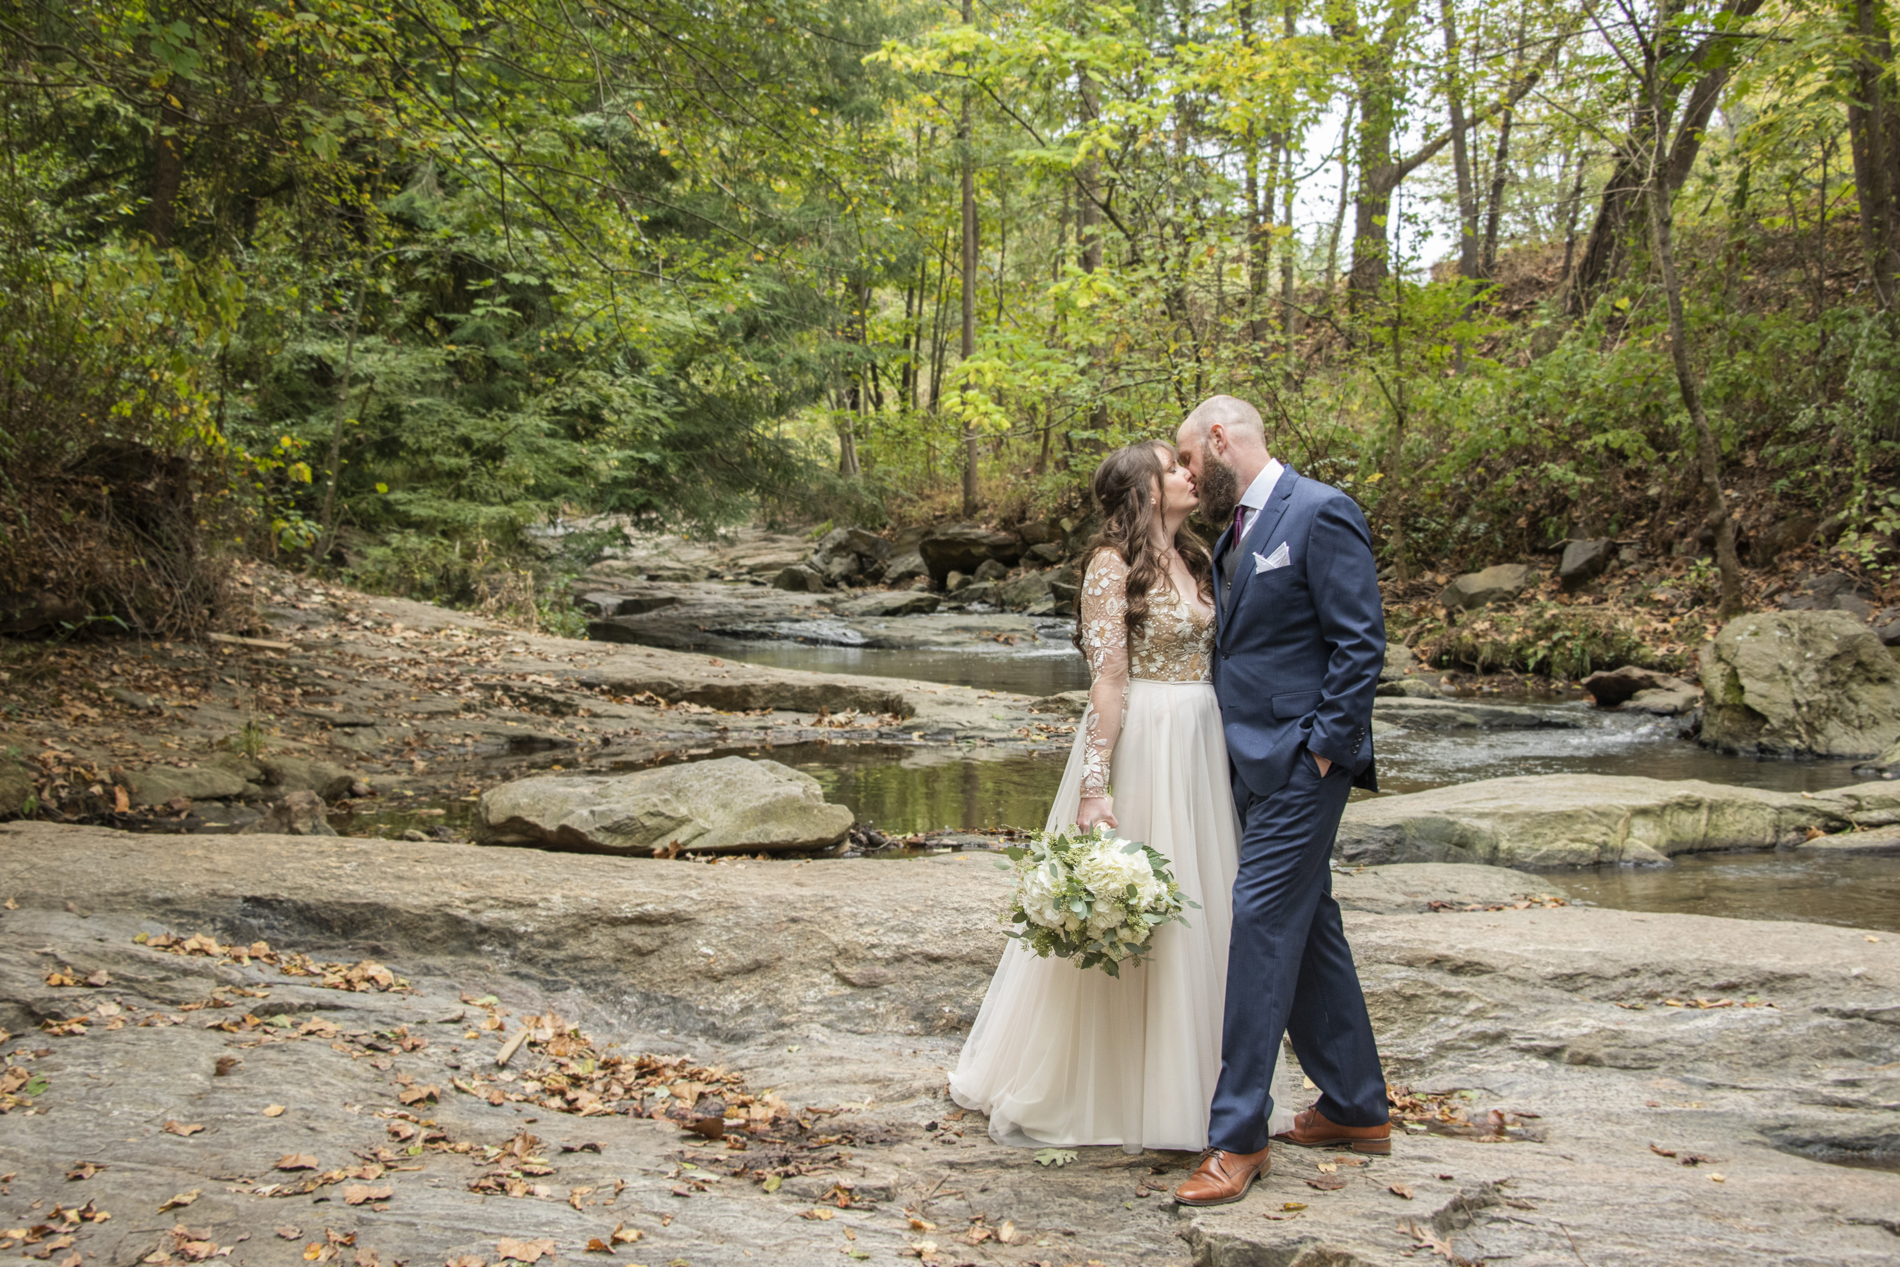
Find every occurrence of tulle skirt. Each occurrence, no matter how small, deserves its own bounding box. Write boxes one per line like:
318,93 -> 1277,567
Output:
950,678 -> 1290,1153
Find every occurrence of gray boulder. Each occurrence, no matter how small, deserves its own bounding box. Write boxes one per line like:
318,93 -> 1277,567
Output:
475,757 -> 853,856
807,527 -> 891,585
838,591 -> 940,618
1018,520 -> 1058,546
771,564 -> 828,593
0,757 -> 31,817
919,524 -> 1021,584
1752,513 -> 1818,562
1872,606 -> 1900,647
1375,677 -> 1444,699
1381,643 -> 1416,680
995,570 -> 1053,611
1437,563 -> 1536,610
883,551 -> 928,584
126,765 -> 250,806
1026,542 -> 1063,565
1334,774 -> 1858,868
260,790 -> 338,836
1773,570 -> 1872,615
955,581 -> 1000,606
259,756 -> 358,801
944,571 -> 973,594
1698,609 -> 1900,757
972,558 -> 1008,583
1588,664 -> 1703,716
1559,538 -> 1615,590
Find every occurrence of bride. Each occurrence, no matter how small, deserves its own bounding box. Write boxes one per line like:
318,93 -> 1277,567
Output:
950,439 -> 1289,1152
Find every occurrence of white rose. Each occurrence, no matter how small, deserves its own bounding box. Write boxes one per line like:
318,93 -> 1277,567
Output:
1017,858 -> 1070,930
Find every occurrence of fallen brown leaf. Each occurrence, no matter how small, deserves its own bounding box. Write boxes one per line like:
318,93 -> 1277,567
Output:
1389,1184 -> 1415,1199
608,1225 -> 640,1246
263,1105 -> 286,1117
213,1057 -> 238,1077
275,1228 -> 300,1241
160,1122 -> 203,1137
340,1185 -> 392,1207
276,1155 -> 319,1172
65,1164 -> 105,1181
1305,1175 -> 1346,1191
157,1191 -> 199,1213
493,1238 -> 555,1264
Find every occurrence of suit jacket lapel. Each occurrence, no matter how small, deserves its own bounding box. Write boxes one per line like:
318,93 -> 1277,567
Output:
1211,522 -> 1237,642
1219,465 -> 1299,634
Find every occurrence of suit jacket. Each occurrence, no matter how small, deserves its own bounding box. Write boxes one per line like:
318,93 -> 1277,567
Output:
1212,465 -> 1384,798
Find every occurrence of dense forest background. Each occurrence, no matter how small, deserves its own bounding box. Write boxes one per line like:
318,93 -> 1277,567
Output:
2,0 -> 1896,646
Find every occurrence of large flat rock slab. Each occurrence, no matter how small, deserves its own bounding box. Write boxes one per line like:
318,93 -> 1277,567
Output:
1335,774 -> 1892,867
1,824 -> 1896,1267
475,757 -> 854,856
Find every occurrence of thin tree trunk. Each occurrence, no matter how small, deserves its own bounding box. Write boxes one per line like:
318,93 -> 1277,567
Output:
1643,79 -> 1742,618
1324,102 -> 1355,296
1479,104 -> 1515,277
1440,0 -> 1479,278
959,0 -> 979,518
1847,0 -> 1900,308
1560,146 -> 1590,285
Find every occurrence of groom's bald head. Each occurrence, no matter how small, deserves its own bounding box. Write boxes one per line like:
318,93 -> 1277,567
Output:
1177,395 -> 1267,457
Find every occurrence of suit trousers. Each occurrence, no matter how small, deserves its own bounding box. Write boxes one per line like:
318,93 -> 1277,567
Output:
1205,751 -> 1387,1153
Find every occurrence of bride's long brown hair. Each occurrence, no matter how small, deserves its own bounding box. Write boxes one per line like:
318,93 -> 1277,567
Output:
1073,440 -> 1215,648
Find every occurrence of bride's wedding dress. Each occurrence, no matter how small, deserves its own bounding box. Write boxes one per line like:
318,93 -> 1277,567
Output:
951,550 -> 1287,1152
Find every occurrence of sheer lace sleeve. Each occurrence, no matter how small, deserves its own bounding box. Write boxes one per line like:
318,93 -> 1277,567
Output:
1078,550 -> 1131,800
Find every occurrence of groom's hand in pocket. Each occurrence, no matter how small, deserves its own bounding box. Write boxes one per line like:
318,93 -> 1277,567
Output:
1078,796 -> 1118,832
1307,750 -> 1332,778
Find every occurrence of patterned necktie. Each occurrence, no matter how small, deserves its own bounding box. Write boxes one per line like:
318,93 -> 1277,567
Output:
1233,504 -> 1247,543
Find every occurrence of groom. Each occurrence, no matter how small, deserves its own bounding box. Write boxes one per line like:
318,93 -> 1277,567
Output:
1172,395 -> 1390,1206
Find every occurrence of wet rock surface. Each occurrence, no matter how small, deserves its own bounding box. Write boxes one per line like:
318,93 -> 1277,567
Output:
1335,774 -> 1896,868
1,824 -> 1895,1267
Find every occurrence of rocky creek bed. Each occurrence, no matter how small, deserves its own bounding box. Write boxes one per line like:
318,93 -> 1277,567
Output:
0,825 -> 1896,1267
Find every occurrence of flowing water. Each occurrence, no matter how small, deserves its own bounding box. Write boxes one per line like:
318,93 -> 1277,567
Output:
332,620 -> 1899,931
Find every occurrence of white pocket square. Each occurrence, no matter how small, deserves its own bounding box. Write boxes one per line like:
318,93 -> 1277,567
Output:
1254,543 -> 1291,573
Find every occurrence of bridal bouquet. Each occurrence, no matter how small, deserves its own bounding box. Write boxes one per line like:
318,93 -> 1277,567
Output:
996,823 -> 1197,977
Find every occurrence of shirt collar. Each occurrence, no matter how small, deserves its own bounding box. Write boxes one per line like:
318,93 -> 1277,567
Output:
1239,457 -> 1285,512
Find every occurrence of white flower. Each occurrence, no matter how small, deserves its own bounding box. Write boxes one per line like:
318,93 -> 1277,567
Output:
1074,840 -> 1163,909
1017,858 -> 1070,931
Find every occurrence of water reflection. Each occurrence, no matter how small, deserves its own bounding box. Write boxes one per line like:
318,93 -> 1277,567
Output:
763,742 -> 1073,835
1562,851 -> 1900,934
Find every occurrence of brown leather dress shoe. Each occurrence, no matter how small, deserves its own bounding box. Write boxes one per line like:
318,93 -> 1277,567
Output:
1173,1145 -> 1270,1206
1271,1105 -> 1392,1154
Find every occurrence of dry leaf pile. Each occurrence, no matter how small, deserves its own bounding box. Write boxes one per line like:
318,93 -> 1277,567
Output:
1386,1085 -> 1545,1142
1426,895 -> 1568,913
134,932 -> 409,992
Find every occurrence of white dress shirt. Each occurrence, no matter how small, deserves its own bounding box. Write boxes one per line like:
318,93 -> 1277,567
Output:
1232,457 -> 1285,544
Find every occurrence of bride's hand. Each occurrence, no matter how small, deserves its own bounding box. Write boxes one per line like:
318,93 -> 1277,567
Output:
1077,797 -> 1118,833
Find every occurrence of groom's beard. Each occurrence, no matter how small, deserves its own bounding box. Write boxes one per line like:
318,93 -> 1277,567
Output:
1195,447 -> 1241,533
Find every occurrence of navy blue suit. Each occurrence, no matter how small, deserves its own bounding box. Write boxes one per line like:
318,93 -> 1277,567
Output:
1207,464 -> 1388,1151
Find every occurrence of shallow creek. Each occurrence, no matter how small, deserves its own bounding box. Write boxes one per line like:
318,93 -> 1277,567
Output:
334,621 -> 1894,930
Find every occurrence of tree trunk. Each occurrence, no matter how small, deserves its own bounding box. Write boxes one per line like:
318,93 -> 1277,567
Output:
1479,104 -> 1514,278
1568,0 -> 1767,312
149,91 -> 187,248
1643,82 -> 1743,618
1440,0 -> 1479,278
1560,146 -> 1590,285
1846,0 -> 1900,308
959,0 -> 979,518
1324,101 -> 1354,295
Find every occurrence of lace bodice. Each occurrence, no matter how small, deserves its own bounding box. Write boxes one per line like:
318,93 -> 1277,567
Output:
1077,550 -> 1214,797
